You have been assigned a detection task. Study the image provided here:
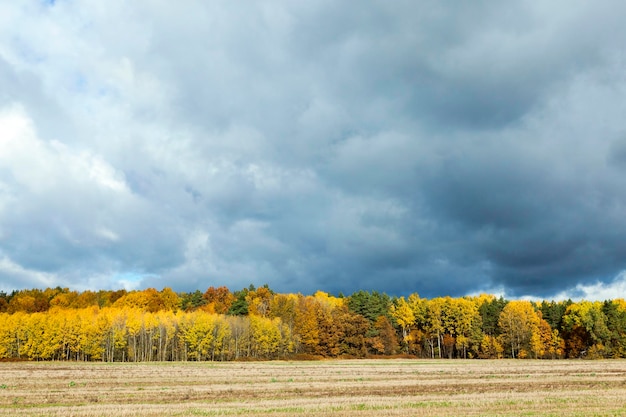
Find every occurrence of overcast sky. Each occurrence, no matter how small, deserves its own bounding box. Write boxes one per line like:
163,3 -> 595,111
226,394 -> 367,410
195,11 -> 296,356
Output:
2,1 -> 626,300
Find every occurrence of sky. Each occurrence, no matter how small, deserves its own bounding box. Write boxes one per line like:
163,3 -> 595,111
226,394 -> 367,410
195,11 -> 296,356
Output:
2,1 -> 626,300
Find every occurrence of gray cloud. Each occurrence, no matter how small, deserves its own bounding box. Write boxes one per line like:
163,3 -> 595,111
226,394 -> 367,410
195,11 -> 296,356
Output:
2,1 -> 626,299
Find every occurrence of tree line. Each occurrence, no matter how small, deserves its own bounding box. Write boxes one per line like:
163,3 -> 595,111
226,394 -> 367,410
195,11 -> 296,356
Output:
0,286 -> 625,361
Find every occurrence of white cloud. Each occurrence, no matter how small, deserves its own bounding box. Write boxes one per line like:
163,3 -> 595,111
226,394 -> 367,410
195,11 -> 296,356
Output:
553,271 -> 626,301
0,104 -> 129,197
95,227 -> 119,242
0,103 -> 186,286
0,255 -> 56,291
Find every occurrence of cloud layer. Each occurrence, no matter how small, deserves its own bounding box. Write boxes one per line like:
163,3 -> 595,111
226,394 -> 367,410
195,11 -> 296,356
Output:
2,1 -> 626,299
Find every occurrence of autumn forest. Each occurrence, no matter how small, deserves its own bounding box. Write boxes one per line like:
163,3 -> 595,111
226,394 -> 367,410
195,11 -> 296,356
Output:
0,286 -> 624,362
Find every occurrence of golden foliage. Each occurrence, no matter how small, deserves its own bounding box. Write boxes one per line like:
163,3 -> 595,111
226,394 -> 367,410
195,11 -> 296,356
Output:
1,286 -> 625,361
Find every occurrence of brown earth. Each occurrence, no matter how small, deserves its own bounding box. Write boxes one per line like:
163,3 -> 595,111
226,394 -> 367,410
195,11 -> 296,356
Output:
1,359 -> 626,416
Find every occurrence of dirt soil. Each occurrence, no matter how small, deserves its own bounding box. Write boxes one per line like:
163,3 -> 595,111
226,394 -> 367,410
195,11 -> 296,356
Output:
1,359 -> 626,416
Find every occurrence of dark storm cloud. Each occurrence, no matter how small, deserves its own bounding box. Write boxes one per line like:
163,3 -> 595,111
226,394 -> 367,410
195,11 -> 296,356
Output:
3,1 -> 626,299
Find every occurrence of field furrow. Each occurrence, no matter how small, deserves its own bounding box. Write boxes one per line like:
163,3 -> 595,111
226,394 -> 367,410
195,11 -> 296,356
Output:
1,359 -> 626,416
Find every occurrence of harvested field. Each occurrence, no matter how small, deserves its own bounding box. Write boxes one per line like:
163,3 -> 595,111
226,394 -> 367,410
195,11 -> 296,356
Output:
1,359 -> 626,416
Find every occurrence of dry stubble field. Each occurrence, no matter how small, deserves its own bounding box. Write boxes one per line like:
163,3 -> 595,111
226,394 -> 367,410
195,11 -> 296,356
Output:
1,359 -> 626,416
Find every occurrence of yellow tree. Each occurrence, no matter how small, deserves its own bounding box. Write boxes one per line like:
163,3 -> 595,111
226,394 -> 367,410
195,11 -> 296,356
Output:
294,295 -> 320,354
154,310 -> 178,361
63,308 -> 85,360
313,291 -> 345,310
246,286 -> 273,317
402,293 -> 427,355
498,300 -> 540,358
125,308 -> 144,361
159,288 -> 180,312
113,288 -> 176,312
269,293 -> 298,330
78,307 -> 107,361
140,312 -> 159,361
531,315 -> 563,359
180,311 -> 218,361
0,313 -> 22,358
113,291 -> 150,311
479,334 -> 504,358
424,298 -> 446,358
50,291 -> 79,308
52,308 -> 73,360
250,315 -> 282,358
212,315 -> 232,360
22,312 -> 46,360
0,313 -> 10,358
450,298 -> 482,358
101,307 -> 128,362
39,311 -> 66,360
71,290 -> 99,308
390,297 -> 415,352
7,294 -> 37,313
224,315 -> 251,360
276,317 -> 295,357
438,297 -> 459,358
